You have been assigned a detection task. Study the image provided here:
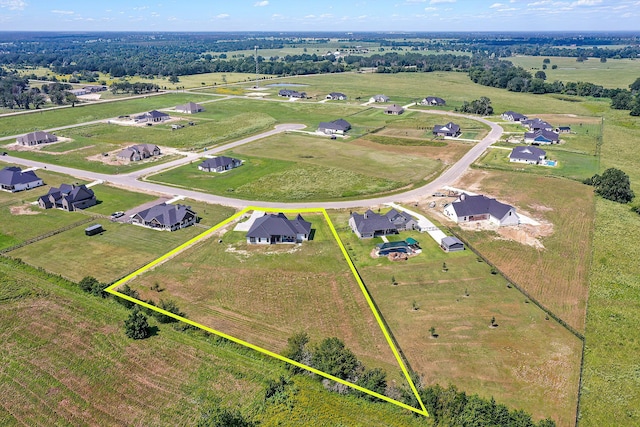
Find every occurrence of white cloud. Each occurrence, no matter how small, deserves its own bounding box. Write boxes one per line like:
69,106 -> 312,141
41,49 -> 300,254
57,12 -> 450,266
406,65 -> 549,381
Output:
424,6 -> 437,10
490,2 -> 504,7
571,0 -> 601,5
254,0 -> 269,6
133,6 -> 149,10
305,14 -> 316,18
0,0 -> 26,10
51,9 -> 74,15
215,13 -> 229,18
430,0 -> 455,3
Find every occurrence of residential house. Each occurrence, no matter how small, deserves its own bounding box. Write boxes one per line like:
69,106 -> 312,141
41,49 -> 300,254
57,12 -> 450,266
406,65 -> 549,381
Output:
432,122 -> 461,137
420,96 -> 446,106
385,104 -> 405,115
175,102 -> 204,114
385,208 -> 417,231
556,126 -> 571,133
117,144 -> 161,161
246,213 -> 312,244
135,110 -> 170,123
69,88 -> 88,96
509,146 -> 546,164
369,94 -> 390,103
349,209 -> 400,239
198,156 -> 242,172
83,85 -> 108,93
441,236 -> 465,252
444,193 -> 519,226
326,92 -> 347,100
38,183 -> 97,211
0,166 -> 44,192
522,118 -> 553,131
278,89 -> 306,98
16,131 -> 58,146
524,129 -> 559,144
318,119 -> 351,135
130,203 -> 197,231
501,111 -> 528,122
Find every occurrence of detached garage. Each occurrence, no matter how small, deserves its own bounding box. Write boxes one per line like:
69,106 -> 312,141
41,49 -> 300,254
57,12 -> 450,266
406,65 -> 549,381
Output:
85,224 -> 104,236
441,236 -> 464,252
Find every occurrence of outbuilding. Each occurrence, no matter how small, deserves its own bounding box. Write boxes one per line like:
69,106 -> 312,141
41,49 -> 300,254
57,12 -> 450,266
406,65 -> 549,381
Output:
441,236 -> 465,252
85,224 -> 104,236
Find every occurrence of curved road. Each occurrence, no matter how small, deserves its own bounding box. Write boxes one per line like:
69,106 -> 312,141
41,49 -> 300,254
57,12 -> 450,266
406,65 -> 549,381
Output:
1,110 -> 503,209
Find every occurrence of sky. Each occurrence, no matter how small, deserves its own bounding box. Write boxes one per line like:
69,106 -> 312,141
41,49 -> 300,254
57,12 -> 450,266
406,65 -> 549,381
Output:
1,0 -> 640,32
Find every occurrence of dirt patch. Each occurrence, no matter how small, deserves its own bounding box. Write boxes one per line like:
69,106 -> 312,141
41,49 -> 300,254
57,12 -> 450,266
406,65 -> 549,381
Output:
10,204 -> 40,215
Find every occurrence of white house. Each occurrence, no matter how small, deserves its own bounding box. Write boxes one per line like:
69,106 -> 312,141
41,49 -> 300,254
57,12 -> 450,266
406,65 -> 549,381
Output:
509,146 -> 546,164
444,193 -> 519,226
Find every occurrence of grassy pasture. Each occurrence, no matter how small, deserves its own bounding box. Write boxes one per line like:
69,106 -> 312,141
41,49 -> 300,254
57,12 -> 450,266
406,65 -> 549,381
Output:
147,132 -> 442,202
0,93 -> 214,138
331,210 -> 581,426
509,55 -> 640,89
0,257 -> 427,427
452,170 -> 594,333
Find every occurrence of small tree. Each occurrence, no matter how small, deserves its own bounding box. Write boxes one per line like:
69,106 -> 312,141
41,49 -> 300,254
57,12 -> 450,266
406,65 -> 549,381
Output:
391,275 -> 397,286
282,331 -> 311,373
584,168 -> 635,203
124,307 -> 151,339
412,300 -> 420,311
116,284 -> 140,308
490,316 -> 496,327
429,326 -> 437,338
168,75 -> 179,84
355,367 -> 387,400
311,337 -> 359,380
154,299 -> 185,323
534,70 -> 547,80
442,262 -> 448,272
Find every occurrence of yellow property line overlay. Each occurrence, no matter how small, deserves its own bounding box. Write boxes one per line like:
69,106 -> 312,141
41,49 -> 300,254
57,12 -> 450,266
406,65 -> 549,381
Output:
105,206 -> 429,417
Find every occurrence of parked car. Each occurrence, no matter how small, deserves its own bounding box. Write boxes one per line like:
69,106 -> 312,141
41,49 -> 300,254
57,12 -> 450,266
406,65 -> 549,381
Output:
110,211 -> 125,219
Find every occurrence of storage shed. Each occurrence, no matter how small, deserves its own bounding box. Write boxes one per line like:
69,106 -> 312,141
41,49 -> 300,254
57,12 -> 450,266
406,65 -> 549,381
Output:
85,224 -> 104,236
441,236 -> 464,252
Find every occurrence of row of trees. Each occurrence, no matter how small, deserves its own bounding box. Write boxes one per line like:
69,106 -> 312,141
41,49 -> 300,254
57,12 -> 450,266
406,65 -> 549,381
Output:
109,81 -> 160,95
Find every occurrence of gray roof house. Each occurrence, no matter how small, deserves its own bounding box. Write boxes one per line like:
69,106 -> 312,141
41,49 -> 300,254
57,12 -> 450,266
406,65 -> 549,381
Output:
441,236 -> 465,252
509,146 -> 546,164
246,213 -> 312,244
198,156 -> 242,172
135,110 -> 170,123
0,166 -> 44,192
130,203 -> 197,231
385,209 -> 417,231
318,119 -> 352,135
370,94 -> 390,103
432,122 -> 461,137
556,126 -> 571,133
16,131 -> 58,146
326,92 -> 347,100
444,193 -> 519,226
175,102 -> 204,114
522,118 -> 553,131
384,104 -> 405,115
279,89 -> 307,98
348,209 -> 400,239
38,183 -> 97,212
501,111 -> 528,122
524,129 -> 560,144
117,144 -> 161,161
420,96 -> 446,106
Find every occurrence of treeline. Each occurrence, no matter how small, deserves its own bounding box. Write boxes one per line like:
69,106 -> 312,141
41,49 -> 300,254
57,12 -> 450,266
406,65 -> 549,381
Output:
109,81 -> 160,95
344,52 -> 475,72
0,74 -> 46,109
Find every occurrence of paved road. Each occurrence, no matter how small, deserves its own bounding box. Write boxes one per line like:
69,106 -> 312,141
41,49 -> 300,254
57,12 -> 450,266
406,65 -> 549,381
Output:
1,110 -> 503,209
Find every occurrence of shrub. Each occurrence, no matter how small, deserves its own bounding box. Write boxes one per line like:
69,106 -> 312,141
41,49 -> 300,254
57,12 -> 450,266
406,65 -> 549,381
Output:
124,307 -> 151,340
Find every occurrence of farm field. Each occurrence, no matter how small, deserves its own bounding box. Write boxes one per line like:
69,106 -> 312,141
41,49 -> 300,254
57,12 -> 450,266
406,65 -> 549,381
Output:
450,170 -> 594,333
330,211 -> 581,426
0,257 -> 427,427
119,211 -> 411,388
509,55 -> 640,89
7,201 -> 235,284
147,132 -> 444,202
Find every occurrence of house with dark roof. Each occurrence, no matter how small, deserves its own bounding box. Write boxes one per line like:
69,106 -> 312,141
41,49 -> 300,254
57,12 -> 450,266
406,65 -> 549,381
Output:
130,203 -> 197,231
198,156 -> 242,172
349,209 -> 400,239
420,96 -> 446,106
246,213 -> 312,244
135,110 -> 170,123
501,111 -> 528,122
441,236 -> 465,252
83,85 -> 108,93
444,194 -> 519,226
16,131 -> 58,146
509,146 -> 546,164
0,166 -> 44,192
522,118 -> 553,132
369,94 -> 390,103
385,209 -> 417,231
117,144 -> 161,161
556,126 -> 571,133
432,122 -> 461,137
384,104 -> 405,115
175,102 -> 204,114
318,118 -> 352,135
524,129 -> 559,144
279,89 -> 306,98
38,183 -> 97,211
326,92 -> 347,100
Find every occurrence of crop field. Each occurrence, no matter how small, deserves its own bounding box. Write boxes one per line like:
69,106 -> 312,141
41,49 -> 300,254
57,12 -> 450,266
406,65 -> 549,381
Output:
0,93 -> 214,138
509,55 -> 640,89
147,132 -> 443,202
330,210 -> 581,426
119,211 -> 409,386
452,170 -> 594,333
0,257 -> 427,427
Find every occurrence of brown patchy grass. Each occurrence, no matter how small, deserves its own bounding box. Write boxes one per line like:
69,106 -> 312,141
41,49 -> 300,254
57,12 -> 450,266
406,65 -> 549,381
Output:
353,137 -> 472,166
452,169 -> 594,333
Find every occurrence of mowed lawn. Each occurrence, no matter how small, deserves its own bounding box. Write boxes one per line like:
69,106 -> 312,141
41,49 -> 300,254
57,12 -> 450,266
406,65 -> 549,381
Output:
453,170 -> 594,333
331,210 -> 582,427
121,211 -> 408,385
147,132 -> 443,201
0,257 -> 428,427
8,202 -> 235,284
